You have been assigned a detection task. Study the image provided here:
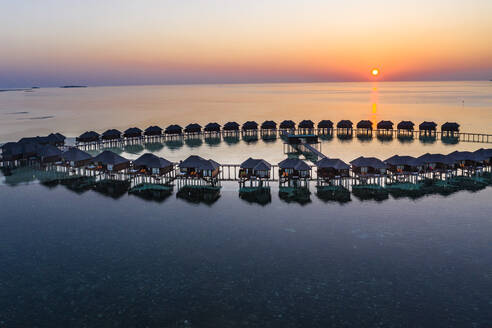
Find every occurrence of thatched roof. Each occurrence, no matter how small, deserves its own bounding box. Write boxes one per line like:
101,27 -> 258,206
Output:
240,157 -> 272,171
36,144 -> 62,158
317,120 -> 333,129
134,153 -> 172,169
77,131 -> 100,141
278,158 -> 311,171
384,155 -> 422,167
102,129 -> 121,138
316,157 -> 350,170
261,120 -> 277,130
62,148 -> 92,162
397,121 -> 414,130
337,120 -> 353,128
242,121 -> 258,130
419,121 -> 437,130
418,153 -> 455,165
377,120 -> 393,130
357,120 -> 372,129
474,148 -> 492,160
350,156 -> 387,169
2,142 -> 37,156
279,120 -> 296,129
124,127 -> 142,136
180,155 -> 220,170
223,122 -> 240,130
441,122 -> 460,131
447,151 -> 480,162
204,123 -> 221,132
93,150 -> 129,166
165,124 -> 182,134
144,126 -> 163,133
19,133 -> 65,145
298,120 -> 314,129
185,123 -> 202,133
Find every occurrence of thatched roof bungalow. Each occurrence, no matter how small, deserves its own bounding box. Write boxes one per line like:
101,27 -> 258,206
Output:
36,144 -> 62,163
165,124 -> 183,135
179,155 -> 220,178
123,127 -> 142,138
144,126 -> 163,136
316,157 -> 350,178
357,120 -> 373,130
418,153 -> 455,171
441,122 -> 460,138
279,120 -> 296,130
240,157 -> 272,179
223,122 -> 240,131
317,120 -> 333,129
92,150 -> 130,172
337,120 -> 353,129
62,148 -> 92,167
134,153 -> 173,175
242,121 -> 258,131
204,122 -> 221,133
397,121 -> 415,131
184,123 -> 201,134
0,142 -> 35,161
278,158 -> 311,179
101,129 -> 122,140
447,150 -> 484,168
474,148 -> 492,163
377,120 -> 394,130
350,156 -> 387,175
77,131 -> 100,143
261,120 -> 277,130
384,155 -> 423,173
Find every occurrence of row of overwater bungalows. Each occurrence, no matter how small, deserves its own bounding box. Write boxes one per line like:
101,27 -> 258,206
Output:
74,120 -> 460,143
3,140 -> 491,181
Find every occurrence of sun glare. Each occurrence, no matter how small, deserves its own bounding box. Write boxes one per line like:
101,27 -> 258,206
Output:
371,68 -> 379,77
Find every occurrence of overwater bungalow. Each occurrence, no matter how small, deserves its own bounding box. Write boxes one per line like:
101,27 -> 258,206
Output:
179,155 -> 220,179
260,120 -> 277,131
18,133 -> 66,147
384,155 -> 422,174
133,153 -> 174,175
336,120 -> 353,136
242,121 -> 258,131
123,127 -> 142,139
316,157 -> 350,180
447,151 -> 483,171
317,120 -> 333,135
92,150 -> 130,172
165,124 -> 183,136
204,122 -> 221,134
278,158 -> 311,180
101,129 -> 122,140
396,121 -> 415,138
419,121 -> 437,137
184,123 -> 202,135
441,122 -> 460,138
279,120 -> 296,132
356,120 -> 373,136
76,131 -> 100,143
62,148 -> 92,167
144,126 -> 163,137
223,121 -> 240,134
418,153 -> 455,173
350,156 -> 387,176
239,158 -> 272,180
474,148 -> 492,164
377,120 -> 394,138
298,120 -> 315,134
36,144 -> 62,163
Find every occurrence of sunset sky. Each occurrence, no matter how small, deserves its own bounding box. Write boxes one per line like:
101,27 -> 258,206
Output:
1,0 -> 491,87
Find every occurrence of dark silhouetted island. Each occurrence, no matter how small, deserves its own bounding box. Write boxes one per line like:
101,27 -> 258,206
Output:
60,85 -> 87,88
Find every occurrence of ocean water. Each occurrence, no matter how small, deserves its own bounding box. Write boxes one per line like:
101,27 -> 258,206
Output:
1,82 -> 492,327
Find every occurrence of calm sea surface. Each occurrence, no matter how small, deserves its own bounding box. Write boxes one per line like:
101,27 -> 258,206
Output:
1,82 -> 492,327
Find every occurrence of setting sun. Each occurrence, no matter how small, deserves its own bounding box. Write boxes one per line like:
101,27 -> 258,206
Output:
372,68 -> 380,76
